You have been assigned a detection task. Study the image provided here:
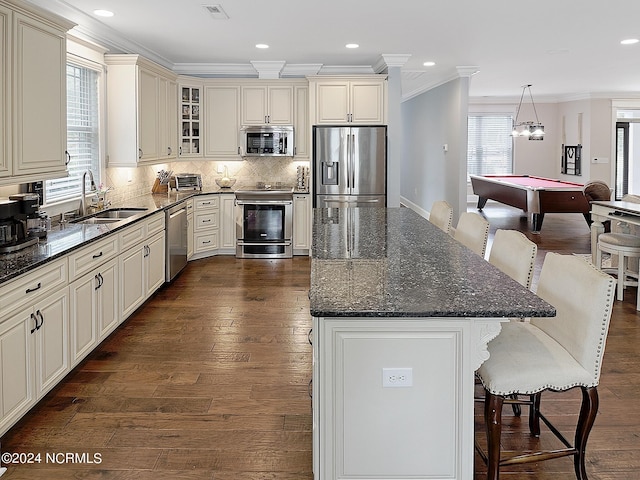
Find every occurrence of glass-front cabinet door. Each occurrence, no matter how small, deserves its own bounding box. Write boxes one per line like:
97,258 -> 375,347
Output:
180,84 -> 202,157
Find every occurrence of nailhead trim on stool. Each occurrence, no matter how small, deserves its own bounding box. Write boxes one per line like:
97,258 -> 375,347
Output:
596,232 -> 640,310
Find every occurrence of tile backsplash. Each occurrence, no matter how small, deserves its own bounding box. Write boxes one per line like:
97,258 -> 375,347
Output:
104,158 -> 310,204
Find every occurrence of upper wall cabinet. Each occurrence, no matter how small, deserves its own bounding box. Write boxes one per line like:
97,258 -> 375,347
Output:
309,76 -> 387,125
0,0 -> 74,186
204,84 -> 240,158
179,82 -> 202,158
241,85 -> 294,125
105,55 -> 178,167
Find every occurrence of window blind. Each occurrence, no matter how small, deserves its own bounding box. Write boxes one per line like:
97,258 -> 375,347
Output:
467,115 -> 513,178
45,63 -> 101,203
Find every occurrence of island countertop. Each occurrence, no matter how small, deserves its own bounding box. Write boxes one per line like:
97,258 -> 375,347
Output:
310,207 -> 555,318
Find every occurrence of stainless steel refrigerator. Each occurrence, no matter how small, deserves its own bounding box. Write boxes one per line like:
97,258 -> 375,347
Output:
313,125 -> 387,207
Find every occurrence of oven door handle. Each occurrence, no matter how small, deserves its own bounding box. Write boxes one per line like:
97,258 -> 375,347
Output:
235,200 -> 293,206
237,240 -> 292,246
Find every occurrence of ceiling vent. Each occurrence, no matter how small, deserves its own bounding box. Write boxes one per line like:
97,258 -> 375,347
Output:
203,5 -> 229,19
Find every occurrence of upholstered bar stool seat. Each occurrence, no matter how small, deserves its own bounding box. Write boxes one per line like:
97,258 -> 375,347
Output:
476,253 -> 615,480
596,232 -> 640,309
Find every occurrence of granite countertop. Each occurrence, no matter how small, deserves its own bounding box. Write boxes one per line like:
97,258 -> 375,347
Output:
0,187 -> 239,287
310,207 -> 556,319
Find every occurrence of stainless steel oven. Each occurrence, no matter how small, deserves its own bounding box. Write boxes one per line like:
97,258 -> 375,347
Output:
235,188 -> 293,258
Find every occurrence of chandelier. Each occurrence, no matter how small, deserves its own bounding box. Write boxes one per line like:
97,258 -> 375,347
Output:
511,84 -> 545,140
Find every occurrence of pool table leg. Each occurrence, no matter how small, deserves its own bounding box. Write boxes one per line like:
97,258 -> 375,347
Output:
532,213 -> 544,232
477,196 -> 488,210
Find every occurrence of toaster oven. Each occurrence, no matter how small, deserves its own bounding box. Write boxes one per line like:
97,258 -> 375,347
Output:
172,173 -> 202,191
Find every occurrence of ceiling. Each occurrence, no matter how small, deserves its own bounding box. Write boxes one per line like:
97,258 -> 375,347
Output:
24,0 -> 640,101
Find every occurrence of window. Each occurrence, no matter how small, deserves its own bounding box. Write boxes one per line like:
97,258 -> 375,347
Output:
45,61 -> 101,203
467,114 -> 513,179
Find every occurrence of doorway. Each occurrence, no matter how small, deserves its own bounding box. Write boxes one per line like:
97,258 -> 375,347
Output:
615,110 -> 640,199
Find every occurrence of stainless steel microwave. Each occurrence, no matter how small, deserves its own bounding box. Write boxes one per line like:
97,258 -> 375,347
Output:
240,125 -> 294,157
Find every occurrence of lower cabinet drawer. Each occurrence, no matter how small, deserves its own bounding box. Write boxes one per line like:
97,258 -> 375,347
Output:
0,258 -> 67,320
195,232 -> 219,252
195,212 -> 219,231
68,235 -> 119,280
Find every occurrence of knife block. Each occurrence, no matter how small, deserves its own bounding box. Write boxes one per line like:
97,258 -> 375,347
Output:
151,178 -> 168,193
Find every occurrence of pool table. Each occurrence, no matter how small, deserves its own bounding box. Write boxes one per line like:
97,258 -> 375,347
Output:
470,174 -> 590,232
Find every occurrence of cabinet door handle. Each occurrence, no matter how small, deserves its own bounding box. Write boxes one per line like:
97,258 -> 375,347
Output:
36,310 -> 44,330
138,148 -> 143,159
167,146 -> 172,155
144,245 -> 150,257
30,313 -> 38,334
26,282 -> 42,294
65,150 -> 71,165
95,274 -> 100,290
308,328 -> 313,345
179,146 -> 182,156
98,273 -> 104,288
93,251 -> 103,259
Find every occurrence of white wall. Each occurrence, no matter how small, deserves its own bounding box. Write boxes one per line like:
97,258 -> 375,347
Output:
400,78 -> 470,220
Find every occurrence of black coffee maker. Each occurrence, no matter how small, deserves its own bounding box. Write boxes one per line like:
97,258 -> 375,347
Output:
0,194 -> 41,253
10,193 -> 46,239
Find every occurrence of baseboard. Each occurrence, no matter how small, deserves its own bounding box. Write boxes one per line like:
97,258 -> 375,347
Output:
399,196 -> 429,219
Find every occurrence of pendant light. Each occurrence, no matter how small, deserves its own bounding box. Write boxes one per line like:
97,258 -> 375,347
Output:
512,84 -> 545,140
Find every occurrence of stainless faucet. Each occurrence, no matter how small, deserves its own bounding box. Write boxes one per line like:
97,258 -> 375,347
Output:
80,170 -> 96,216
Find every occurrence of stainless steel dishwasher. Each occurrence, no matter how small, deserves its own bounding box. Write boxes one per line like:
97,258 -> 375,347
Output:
166,201 -> 188,282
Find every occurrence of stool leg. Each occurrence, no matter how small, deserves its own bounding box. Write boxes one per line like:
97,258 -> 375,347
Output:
595,245 -> 603,270
617,253 -> 624,301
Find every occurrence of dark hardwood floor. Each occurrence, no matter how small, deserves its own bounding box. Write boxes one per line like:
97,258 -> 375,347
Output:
1,203 -> 638,479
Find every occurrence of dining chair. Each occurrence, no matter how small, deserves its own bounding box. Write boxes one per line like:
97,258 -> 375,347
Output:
475,252 -> 615,480
428,200 -> 453,234
488,229 -> 537,289
453,212 -> 490,257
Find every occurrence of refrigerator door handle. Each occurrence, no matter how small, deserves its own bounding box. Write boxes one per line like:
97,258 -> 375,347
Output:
346,133 -> 351,189
351,134 -> 356,190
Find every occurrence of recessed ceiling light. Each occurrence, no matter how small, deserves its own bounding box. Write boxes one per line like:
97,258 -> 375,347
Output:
423,61 -> 436,67
621,38 -> 639,45
255,44 -> 269,49
93,9 -> 114,17
345,43 -> 359,49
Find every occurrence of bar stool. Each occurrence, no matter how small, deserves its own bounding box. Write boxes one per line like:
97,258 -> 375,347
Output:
596,232 -> 640,309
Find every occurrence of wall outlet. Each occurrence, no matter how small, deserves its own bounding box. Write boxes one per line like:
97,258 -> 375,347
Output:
592,157 -> 609,164
382,368 -> 413,388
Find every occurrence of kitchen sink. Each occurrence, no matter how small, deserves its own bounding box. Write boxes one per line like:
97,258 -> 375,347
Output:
91,208 -> 148,219
71,208 -> 148,225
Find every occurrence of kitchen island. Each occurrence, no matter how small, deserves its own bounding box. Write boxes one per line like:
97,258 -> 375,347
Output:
310,207 -> 555,480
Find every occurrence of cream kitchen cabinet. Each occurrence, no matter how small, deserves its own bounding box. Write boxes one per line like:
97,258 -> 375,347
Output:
219,194 -> 236,254
293,193 -> 310,255
119,213 -> 166,319
0,285 -> 69,436
294,85 -> 309,158
0,305 -> 33,435
105,54 -> 178,166
311,76 -> 386,125
0,0 -> 73,185
179,83 -> 203,158
186,198 -> 194,259
68,234 -> 119,366
193,194 -> 220,257
204,85 -> 240,158
69,257 -> 119,367
241,85 -> 293,125
0,4 -> 9,178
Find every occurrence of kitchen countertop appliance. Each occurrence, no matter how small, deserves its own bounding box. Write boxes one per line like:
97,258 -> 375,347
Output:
165,201 -> 188,281
0,194 -> 43,253
170,173 -> 202,191
313,125 -> 387,207
235,184 -> 294,258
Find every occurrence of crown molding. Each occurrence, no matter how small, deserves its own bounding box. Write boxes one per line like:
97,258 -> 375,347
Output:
375,54 -> 411,73
250,61 -> 286,79
173,63 -> 257,77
